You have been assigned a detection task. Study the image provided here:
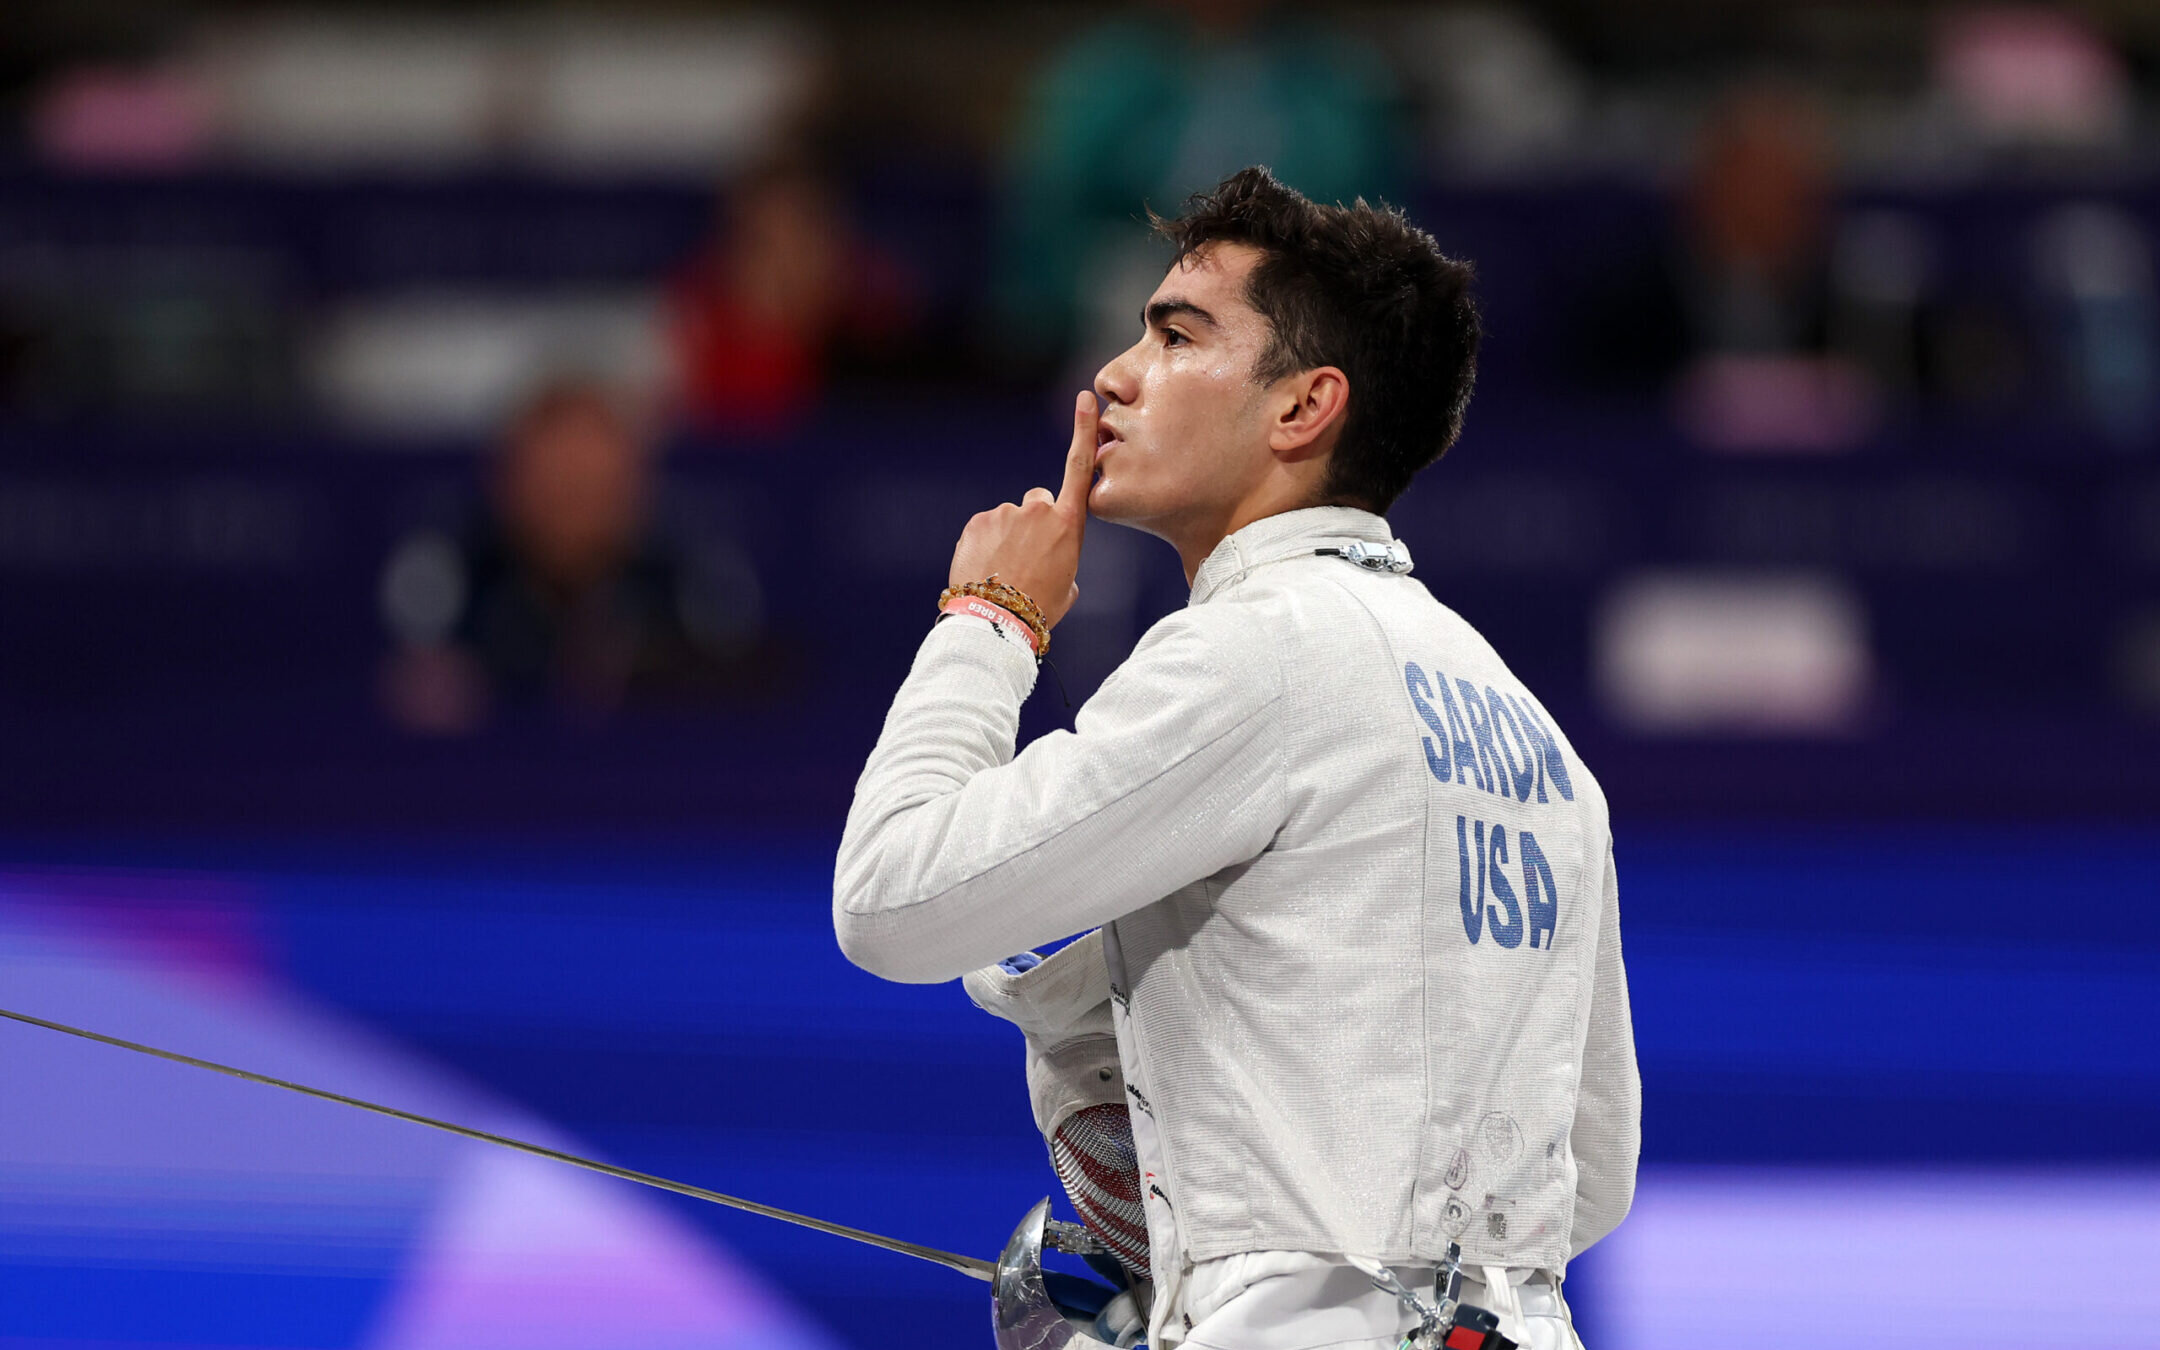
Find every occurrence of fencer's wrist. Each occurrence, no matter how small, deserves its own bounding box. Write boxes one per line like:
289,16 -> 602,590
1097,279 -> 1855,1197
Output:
939,577 -> 1052,656
939,593 -> 1041,658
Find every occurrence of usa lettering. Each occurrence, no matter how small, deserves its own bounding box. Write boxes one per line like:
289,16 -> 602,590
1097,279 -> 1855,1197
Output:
1402,661 -> 1573,804
1455,815 -> 1559,950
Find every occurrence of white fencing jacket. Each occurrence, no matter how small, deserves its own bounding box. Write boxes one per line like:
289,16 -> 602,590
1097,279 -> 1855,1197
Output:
835,505 -> 1639,1339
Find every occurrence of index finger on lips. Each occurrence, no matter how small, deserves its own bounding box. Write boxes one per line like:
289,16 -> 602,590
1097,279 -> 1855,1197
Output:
1057,390 -> 1097,515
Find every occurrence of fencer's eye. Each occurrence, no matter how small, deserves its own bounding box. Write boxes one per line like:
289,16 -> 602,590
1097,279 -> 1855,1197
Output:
1162,328 -> 1189,348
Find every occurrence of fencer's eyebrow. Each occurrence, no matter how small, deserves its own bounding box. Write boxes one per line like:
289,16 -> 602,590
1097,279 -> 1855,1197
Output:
1145,299 -> 1219,332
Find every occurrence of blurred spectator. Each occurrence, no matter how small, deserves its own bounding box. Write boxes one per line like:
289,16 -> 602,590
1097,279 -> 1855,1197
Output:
1667,87 -> 1881,452
992,0 -> 1407,374
1581,84 -> 1897,452
665,156 -> 916,436
1394,6 -> 1588,180
377,379 -> 772,732
1933,6 -> 2132,161
1826,210 -> 1938,401
1680,87 -> 1836,364
2031,203 -> 2157,447
31,63 -> 216,172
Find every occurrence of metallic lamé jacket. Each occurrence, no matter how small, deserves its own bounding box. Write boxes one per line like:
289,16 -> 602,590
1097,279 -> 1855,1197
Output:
835,505 -> 1639,1325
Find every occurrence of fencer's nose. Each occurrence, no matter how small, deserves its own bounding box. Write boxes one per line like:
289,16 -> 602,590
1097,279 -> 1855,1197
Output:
1094,342 -> 1140,411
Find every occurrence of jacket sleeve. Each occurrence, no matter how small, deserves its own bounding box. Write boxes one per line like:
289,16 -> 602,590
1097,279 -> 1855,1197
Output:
1569,838 -> 1641,1258
834,606 -> 1285,984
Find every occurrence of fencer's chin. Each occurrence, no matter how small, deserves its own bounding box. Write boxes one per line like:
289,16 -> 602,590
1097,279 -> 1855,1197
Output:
1087,483 -> 1129,523
1091,481 -> 1175,529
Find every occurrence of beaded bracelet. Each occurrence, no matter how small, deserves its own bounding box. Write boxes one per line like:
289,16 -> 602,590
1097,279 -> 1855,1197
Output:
939,594 -> 1040,657
937,576 -> 1051,659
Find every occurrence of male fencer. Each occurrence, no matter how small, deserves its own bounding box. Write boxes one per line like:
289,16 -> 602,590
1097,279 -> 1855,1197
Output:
834,167 -> 1638,1350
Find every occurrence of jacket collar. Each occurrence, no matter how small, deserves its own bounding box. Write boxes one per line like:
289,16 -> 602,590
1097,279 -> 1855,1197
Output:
1188,504 -> 1402,606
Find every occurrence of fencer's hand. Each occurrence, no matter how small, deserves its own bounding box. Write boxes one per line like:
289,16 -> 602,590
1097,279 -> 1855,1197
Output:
947,391 -> 1096,629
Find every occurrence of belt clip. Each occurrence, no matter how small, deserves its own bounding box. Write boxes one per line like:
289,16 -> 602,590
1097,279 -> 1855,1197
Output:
1358,1242 -> 1519,1350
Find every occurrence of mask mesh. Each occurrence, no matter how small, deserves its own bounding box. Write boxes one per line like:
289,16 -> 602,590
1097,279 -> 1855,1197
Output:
1049,1102 -> 1150,1282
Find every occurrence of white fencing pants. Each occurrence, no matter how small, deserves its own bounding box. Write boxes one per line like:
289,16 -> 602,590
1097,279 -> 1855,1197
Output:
1175,1254 -> 1584,1350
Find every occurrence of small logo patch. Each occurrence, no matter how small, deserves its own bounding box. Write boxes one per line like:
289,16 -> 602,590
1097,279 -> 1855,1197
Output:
1476,1112 -> 1524,1167
1444,1147 -> 1471,1191
1442,1196 -> 1471,1238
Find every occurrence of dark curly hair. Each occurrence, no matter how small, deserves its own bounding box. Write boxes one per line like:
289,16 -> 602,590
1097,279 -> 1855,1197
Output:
1153,167 -> 1480,513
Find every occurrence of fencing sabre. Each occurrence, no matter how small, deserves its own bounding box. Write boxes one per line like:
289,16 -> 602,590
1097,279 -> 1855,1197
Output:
0,1005 -> 998,1283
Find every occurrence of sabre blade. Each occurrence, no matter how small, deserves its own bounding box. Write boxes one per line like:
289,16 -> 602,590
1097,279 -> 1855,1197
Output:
0,1005 -> 996,1283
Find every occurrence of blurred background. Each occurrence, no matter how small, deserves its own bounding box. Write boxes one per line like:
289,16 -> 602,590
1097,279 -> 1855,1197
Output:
1,0 -> 2157,1346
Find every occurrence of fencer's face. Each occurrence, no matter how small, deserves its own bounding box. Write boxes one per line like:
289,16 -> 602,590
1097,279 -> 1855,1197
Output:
1088,243 -> 1279,538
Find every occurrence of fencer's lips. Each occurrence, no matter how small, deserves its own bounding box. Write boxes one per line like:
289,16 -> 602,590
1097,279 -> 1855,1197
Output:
1095,421 -> 1125,461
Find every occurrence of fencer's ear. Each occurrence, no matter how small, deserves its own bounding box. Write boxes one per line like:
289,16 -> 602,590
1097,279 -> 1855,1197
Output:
1270,366 -> 1349,461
